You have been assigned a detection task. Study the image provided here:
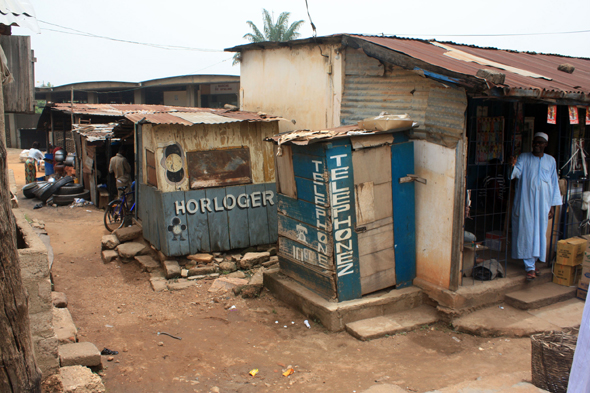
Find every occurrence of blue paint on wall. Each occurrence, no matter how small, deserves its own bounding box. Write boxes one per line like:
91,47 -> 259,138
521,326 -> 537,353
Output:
265,183 -> 278,244
226,185 -> 250,249
185,189 -> 211,253
246,183 -> 270,245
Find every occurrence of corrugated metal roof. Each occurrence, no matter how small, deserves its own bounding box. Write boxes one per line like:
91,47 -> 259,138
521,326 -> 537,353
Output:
49,103 -> 280,125
72,123 -> 117,142
351,35 -> 590,96
0,0 -> 39,33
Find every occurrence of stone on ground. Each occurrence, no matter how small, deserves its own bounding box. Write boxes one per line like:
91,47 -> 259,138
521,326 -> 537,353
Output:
239,252 -> 270,269
188,266 -> 216,276
135,255 -> 160,272
59,342 -> 101,367
227,271 -> 246,279
101,250 -> 118,264
60,365 -> 106,393
52,292 -> 68,308
234,284 -> 264,298
161,260 -> 180,279
53,307 -> 77,344
262,256 -> 279,267
208,277 -> 248,293
167,279 -> 194,291
113,225 -> 142,243
187,253 -> 214,263
101,235 -> 119,250
345,305 -> 438,341
505,282 -> 577,310
424,371 -> 546,393
181,268 -> 188,278
249,269 -> 264,286
219,261 -> 237,272
116,242 -> 147,260
149,270 -> 168,292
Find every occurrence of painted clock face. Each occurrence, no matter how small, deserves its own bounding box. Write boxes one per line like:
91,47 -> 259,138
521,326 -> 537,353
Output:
165,154 -> 183,172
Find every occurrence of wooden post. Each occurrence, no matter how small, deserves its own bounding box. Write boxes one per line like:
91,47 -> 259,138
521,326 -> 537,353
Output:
0,57 -> 42,393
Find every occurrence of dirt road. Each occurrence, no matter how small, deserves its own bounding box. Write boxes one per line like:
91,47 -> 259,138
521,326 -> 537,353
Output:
8,148 -> 533,393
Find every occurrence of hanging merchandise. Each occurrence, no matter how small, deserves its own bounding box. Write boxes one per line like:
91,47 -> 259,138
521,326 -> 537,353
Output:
569,106 -> 579,125
560,139 -> 587,177
547,105 -> 557,124
586,107 -> 590,125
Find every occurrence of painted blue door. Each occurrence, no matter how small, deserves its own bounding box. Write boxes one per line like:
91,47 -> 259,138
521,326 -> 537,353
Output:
391,142 -> 416,288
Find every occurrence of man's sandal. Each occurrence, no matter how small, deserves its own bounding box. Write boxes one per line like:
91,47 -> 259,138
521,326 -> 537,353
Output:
526,271 -> 536,280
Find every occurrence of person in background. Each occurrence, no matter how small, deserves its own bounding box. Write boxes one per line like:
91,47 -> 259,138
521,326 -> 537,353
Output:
25,141 -> 44,183
109,145 -> 131,197
510,132 -> 562,280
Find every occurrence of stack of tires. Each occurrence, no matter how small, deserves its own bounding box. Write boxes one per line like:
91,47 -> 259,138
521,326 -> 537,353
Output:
22,176 -> 91,206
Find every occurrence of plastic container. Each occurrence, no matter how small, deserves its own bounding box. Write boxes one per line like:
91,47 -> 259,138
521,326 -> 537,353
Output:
45,153 -> 54,176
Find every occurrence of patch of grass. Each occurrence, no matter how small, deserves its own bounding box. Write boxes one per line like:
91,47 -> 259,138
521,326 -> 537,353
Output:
271,309 -> 277,314
24,214 -> 31,223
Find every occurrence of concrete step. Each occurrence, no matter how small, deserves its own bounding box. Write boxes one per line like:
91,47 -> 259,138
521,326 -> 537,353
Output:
59,342 -> 102,368
345,305 -> 438,341
505,282 -> 577,310
452,298 -> 584,337
53,307 -> 78,344
135,255 -> 160,272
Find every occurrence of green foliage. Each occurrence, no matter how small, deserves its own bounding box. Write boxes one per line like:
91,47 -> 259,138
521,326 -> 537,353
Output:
233,9 -> 304,65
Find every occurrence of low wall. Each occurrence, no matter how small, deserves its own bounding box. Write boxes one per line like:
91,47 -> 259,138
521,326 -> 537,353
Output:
14,209 -> 59,378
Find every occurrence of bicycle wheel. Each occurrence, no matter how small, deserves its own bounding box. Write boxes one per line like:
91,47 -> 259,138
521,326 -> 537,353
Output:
104,200 -> 127,232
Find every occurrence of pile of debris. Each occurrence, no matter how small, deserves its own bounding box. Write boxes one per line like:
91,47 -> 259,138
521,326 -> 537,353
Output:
101,225 -> 279,298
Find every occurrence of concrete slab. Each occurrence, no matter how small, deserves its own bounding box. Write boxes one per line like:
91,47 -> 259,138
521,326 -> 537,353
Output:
59,342 -> 101,368
424,371 -> 547,393
453,298 -> 584,337
505,282 -> 577,310
346,305 -> 438,341
53,307 -> 77,344
60,365 -> 105,393
113,225 -> 142,243
135,255 -> 160,272
264,271 -> 424,332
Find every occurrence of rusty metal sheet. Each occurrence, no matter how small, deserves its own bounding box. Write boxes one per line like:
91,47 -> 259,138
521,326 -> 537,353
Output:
187,147 -> 252,189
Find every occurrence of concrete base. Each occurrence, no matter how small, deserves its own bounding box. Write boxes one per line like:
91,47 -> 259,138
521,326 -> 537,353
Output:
505,282 -> 577,310
453,298 -> 585,337
346,305 -> 438,340
60,365 -> 105,393
415,267 -> 553,317
59,342 -> 102,368
53,307 -> 77,344
264,271 -> 424,332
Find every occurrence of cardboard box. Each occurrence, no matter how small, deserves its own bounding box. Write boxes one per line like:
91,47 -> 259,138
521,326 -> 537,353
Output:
556,237 -> 587,266
577,288 -> 587,301
553,263 -> 582,287
578,264 -> 590,291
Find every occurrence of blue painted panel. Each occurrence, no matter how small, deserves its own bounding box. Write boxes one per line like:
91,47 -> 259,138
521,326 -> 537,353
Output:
279,236 -> 333,271
291,143 -> 325,158
325,143 -> 362,301
391,142 -> 416,288
246,184 -> 270,245
184,189 -> 211,253
277,214 -> 333,258
226,185 -> 250,249
278,255 -> 336,299
277,194 -> 331,232
292,152 -> 327,182
205,188 -> 230,252
265,183 -> 278,244
294,177 -> 329,207
154,189 -> 169,256
161,191 -> 191,257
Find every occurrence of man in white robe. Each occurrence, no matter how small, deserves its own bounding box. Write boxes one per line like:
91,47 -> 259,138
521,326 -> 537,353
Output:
511,132 -> 562,279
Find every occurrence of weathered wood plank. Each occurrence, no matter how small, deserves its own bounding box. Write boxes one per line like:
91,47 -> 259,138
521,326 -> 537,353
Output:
359,247 -> 395,278
354,181 -> 375,226
373,182 -> 393,221
275,144 -> 297,198
292,152 -> 328,182
205,188 -> 231,252
265,183 -> 279,243
161,191 -> 191,256
356,216 -> 393,232
225,185 -> 250,249
278,214 -> 333,257
278,255 -> 336,300
361,266 -> 397,295
351,145 -> 391,185
246,183 -> 270,246
294,176 -> 329,207
358,224 -> 394,256
326,143 -> 362,301
279,236 -> 334,271
277,194 -> 331,231
185,189 -> 211,253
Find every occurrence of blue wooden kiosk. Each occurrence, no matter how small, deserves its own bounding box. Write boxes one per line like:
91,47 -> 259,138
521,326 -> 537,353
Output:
128,109 -> 281,257
269,123 -> 419,301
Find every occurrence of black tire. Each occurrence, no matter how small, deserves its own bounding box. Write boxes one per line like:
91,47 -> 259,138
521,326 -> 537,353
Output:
52,190 -> 91,206
33,182 -> 52,199
23,183 -> 39,199
104,200 -> 127,232
55,183 -> 84,195
39,176 -> 73,202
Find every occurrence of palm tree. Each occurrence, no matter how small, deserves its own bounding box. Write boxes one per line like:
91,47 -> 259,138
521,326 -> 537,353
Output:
233,9 -> 304,65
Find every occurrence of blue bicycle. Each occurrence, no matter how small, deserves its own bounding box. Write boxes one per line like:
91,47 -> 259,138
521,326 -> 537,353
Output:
104,182 -> 136,232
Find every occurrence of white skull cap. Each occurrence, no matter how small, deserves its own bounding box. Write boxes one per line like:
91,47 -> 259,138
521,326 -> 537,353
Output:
534,132 -> 548,142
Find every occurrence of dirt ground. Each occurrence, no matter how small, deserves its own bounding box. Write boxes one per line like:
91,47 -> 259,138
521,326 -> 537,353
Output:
7,148 -> 534,393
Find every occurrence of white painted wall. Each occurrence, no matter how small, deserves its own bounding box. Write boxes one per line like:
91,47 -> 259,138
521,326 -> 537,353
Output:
413,140 -> 456,289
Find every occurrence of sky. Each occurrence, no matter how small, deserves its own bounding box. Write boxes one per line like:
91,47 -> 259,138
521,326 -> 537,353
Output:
12,0 -> 590,87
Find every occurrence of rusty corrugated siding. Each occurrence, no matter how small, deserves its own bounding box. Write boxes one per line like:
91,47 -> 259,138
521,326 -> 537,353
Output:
341,49 -> 466,138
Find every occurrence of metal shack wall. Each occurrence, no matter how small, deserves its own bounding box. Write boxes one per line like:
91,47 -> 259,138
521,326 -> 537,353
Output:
342,48 -> 467,289
239,44 -> 344,131
138,122 -> 279,256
